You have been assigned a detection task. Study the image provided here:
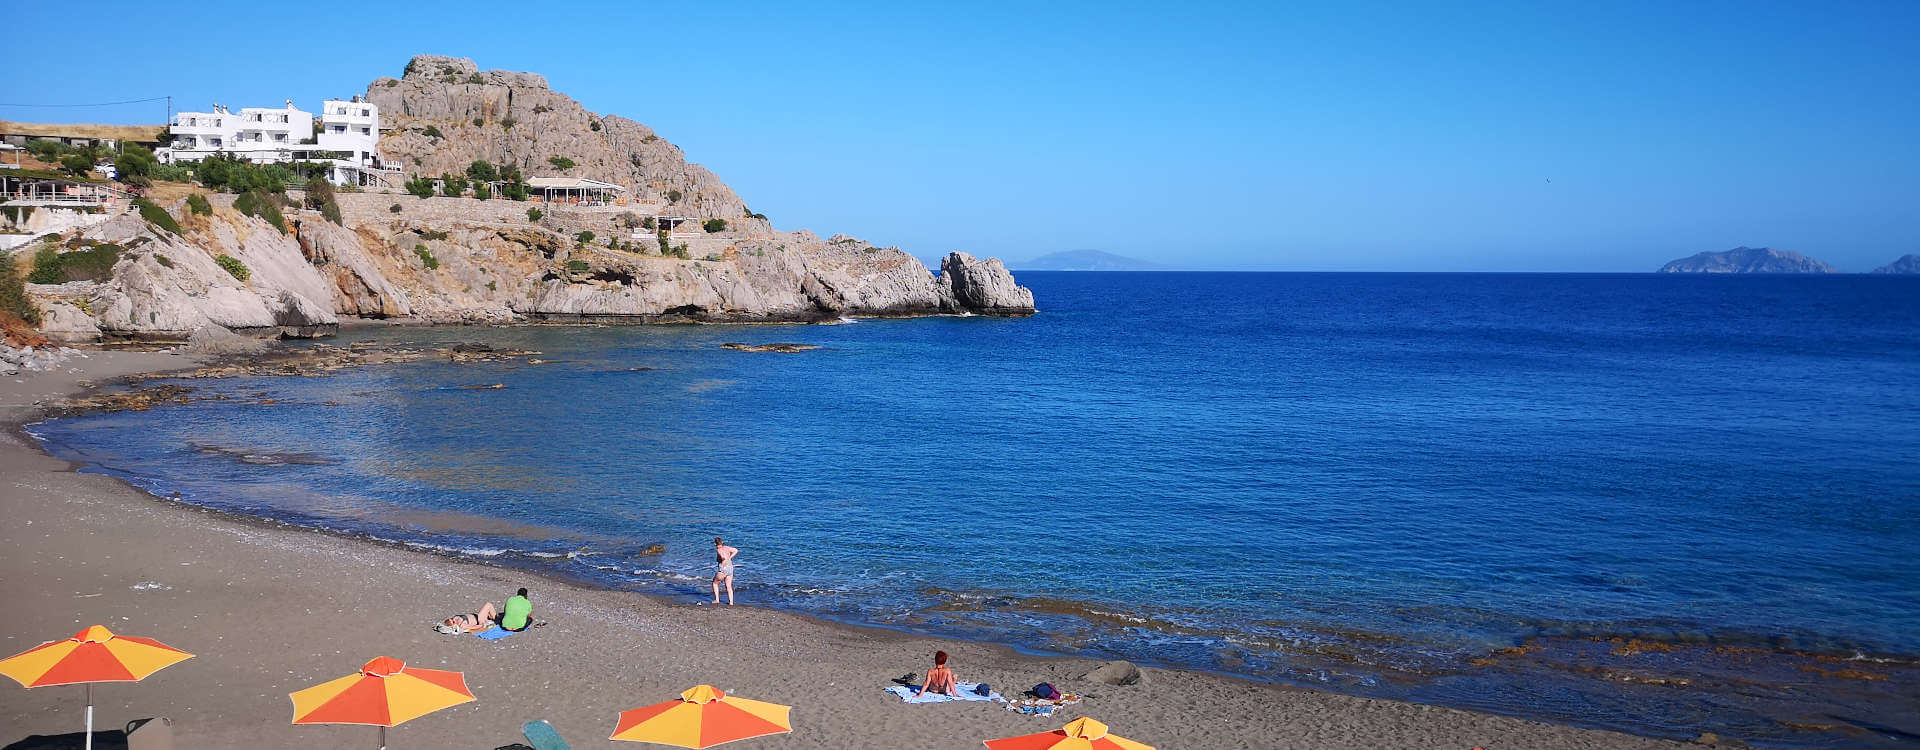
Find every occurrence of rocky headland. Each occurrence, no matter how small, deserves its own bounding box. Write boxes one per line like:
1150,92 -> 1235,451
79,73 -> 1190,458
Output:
1871,254 -> 1920,274
7,55 -> 1034,345
1657,247 -> 1840,274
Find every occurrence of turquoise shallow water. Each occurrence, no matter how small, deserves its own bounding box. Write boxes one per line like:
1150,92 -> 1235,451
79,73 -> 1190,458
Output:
31,273 -> 1920,747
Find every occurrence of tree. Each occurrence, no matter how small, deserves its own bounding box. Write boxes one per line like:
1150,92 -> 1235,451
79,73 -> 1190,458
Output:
114,145 -> 159,181
702,218 -> 728,233
548,156 -> 575,170
575,230 -> 595,245
59,153 -> 95,176
466,160 -> 497,183
473,183 -> 492,200
440,173 -> 468,197
501,180 -> 528,201
405,177 -> 436,199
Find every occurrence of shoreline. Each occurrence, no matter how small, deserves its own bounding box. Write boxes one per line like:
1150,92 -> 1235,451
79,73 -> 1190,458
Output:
1,351 -> 1705,749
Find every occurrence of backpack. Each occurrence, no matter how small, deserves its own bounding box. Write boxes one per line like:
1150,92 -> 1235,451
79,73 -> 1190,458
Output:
1033,683 -> 1060,700
972,683 -> 992,697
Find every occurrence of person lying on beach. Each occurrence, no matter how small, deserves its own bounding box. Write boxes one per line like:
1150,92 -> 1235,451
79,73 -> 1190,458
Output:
914,651 -> 959,699
711,537 -> 738,606
438,602 -> 499,634
500,587 -> 533,632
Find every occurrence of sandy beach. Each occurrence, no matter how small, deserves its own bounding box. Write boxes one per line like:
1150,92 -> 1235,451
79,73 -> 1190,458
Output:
0,352 -> 1704,749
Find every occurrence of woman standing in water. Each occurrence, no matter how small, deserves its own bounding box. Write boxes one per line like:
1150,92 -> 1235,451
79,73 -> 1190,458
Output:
711,537 -> 738,605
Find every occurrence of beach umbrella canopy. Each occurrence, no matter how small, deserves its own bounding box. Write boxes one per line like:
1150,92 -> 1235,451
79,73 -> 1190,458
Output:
610,684 -> 793,748
985,717 -> 1155,750
0,625 -> 194,750
289,656 -> 475,749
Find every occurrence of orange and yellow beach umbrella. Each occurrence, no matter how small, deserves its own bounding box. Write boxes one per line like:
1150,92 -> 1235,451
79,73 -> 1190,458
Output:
985,717 -> 1156,750
611,684 -> 793,748
0,625 -> 194,750
289,656 -> 475,749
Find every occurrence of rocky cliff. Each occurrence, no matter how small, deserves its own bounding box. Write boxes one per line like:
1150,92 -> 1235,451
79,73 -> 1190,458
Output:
1871,254 -> 1920,274
1657,247 -> 1840,274
20,54 -> 1035,341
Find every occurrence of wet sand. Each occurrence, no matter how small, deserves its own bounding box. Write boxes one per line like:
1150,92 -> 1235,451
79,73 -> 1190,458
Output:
0,351 -> 1703,749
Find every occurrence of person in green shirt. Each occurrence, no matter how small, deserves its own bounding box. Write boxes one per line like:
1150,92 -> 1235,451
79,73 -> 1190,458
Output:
498,587 -> 533,632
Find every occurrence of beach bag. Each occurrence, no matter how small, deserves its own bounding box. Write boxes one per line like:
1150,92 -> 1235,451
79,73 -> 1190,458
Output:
972,683 -> 992,697
1032,683 -> 1060,700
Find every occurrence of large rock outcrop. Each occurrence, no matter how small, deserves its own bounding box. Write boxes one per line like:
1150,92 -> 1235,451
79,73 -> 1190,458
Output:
368,55 -> 750,219
1658,247 -> 1840,274
940,252 -> 1036,314
1871,254 -> 1920,274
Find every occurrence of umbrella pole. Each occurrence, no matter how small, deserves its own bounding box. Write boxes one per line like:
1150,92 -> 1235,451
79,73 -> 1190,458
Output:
378,724 -> 386,750
83,683 -> 93,750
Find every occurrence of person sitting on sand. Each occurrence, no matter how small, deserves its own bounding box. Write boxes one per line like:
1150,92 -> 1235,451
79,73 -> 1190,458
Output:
500,587 -> 533,632
914,650 -> 959,699
711,537 -> 738,606
439,602 -> 499,634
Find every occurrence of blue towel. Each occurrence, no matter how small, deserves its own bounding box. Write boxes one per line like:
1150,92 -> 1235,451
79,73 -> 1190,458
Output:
884,682 -> 1004,704
474,626 -> 521,640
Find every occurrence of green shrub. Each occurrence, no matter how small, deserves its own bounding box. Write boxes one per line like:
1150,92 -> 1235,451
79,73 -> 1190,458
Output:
114,144 -> 158,181
413,244 -> 439,270
26,244 -> 61,284
500,118 -> 516,131
234,190 -> 287,233
190,153 -> 289,194
405,177 -> 435,199
302,177 -> 336,210
134,199 -> 181,234
501,180 -> 528,201
151,163 -> 192,182
0,251 -> 38,325
465,74 -> 484,84
421,125 -> 443,139
566,260 -> 589,273
421,229 -> 450,241
548,156 -> 575,170
60,154 -> 95,176
215,254 -> 249,281
389,203 -> 403,213
440,173 -> 468,197
186,193 -> 212,216
526,208 -> 543,221
672,243 -> 689,259
466,160 -> 497,183
641,216 -> 655,230
322,199 -> 343,225
486,280 -> 497,292
472,117 -> 485,126
748,212 -> 768,220
575,230 -> 594,245
155,254 -> 174,268
589,120 -> 601,132
473,183 -> 491,201
656,230 -> 671,255
666,189 -> 683,203
702,218 -> 727,233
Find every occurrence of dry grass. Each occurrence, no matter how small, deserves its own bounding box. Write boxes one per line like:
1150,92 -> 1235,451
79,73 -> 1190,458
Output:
0,120 -> 166,141
144,180 -> 205,205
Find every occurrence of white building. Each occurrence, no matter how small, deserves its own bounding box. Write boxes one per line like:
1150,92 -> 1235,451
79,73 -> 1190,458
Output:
159,96 -> 398,187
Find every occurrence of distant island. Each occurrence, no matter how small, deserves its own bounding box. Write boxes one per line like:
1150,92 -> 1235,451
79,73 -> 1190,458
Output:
1658,247 -> 1839,274
1872,254 -> 1920,274
1017,249 -> 1165,271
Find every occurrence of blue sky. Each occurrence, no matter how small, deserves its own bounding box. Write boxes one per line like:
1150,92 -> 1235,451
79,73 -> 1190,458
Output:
4,1 -> 1916,271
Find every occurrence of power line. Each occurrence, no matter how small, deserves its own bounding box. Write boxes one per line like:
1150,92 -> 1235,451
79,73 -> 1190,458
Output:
0,96 -> 171,108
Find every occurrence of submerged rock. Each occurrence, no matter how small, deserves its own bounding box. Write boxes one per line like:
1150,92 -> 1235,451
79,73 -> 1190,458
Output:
721,342 -> 819,353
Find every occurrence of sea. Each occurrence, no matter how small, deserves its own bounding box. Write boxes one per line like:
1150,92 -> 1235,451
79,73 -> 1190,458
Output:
28,272 -> 1920,747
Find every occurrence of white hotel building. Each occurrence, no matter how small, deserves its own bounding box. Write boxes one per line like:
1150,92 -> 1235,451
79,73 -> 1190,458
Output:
159,96 -> 397,187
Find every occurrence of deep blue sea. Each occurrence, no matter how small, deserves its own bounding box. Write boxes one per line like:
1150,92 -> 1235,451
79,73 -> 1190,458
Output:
30,273 -> 1920,747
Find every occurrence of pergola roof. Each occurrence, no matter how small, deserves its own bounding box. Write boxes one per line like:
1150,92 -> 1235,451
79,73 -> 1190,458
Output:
526,176 -> 625,192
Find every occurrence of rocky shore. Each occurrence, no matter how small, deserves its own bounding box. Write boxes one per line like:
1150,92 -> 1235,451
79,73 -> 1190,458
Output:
6,54 -> 1034,347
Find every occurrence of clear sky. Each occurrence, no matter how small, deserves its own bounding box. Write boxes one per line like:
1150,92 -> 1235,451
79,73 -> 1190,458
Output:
4,1 -> 1916,271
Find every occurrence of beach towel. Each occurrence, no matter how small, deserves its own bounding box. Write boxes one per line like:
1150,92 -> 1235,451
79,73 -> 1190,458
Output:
474,626 -> 521,640
522,719 -> 570,750
884,681 -> 1004,704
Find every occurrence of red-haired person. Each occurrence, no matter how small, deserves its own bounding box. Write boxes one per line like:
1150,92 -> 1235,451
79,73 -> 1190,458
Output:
914,651 -> 959,699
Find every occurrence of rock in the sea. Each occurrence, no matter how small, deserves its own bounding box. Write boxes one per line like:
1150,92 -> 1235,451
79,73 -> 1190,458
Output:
1871,254 -> 1920,274
1658,247 -> 1840,274
940,252 -> 1036,315
1081,660 -> 1144,686
721,342 -> 819,353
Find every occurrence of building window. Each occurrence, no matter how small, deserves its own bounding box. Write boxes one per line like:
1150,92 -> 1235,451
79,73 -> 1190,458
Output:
359,127 -> 370,135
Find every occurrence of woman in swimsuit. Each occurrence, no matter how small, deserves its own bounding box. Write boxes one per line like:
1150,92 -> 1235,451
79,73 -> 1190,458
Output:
915,650 -> 959,698
711,537 -> 738,606
439,601 -> 498,633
